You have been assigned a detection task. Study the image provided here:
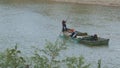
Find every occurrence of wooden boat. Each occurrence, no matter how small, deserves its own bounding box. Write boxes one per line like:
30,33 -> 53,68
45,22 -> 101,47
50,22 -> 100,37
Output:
61,31 -> 109,46
78,36 -> 109,46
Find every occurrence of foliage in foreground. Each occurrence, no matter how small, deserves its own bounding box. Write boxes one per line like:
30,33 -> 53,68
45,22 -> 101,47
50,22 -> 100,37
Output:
0,40 -> 101,68
0,45 -> 25,68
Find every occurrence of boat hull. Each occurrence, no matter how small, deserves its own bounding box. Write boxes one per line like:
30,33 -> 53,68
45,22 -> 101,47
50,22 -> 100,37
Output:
61,31 -> 109,46
78,38 -> 109,46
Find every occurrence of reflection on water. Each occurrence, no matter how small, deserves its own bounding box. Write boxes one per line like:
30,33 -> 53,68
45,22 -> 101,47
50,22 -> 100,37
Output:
0,1 -> 120,68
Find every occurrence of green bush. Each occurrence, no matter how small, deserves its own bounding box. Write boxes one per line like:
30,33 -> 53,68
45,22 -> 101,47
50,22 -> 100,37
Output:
31,40 -> 67,68
0,45 -> 25,68
64,56 -> 90,68
0,40 -> 101,68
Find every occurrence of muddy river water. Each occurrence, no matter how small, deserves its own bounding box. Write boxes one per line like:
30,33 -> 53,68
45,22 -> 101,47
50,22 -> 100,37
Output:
0,1 -> 120,68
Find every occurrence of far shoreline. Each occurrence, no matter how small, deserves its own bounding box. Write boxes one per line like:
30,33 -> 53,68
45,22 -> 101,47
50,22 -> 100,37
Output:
51,0 -> 120,7
0,0 -> 120,7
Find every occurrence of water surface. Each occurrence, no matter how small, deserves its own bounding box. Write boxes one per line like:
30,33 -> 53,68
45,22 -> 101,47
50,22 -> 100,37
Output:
0,1 -> 120,68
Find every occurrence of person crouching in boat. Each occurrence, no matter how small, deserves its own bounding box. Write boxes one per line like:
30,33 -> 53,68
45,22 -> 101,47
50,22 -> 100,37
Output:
62,20 -> 67,32
91,34 -> 98,41
70,31 -> 78,38
93,34 -> 98,41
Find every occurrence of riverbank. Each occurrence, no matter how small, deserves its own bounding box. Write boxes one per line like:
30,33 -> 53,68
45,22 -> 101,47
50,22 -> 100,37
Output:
51,0 -> 120,6
1,0 -> 120,6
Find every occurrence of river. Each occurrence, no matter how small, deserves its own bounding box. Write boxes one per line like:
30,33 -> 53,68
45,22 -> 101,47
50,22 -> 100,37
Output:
0,1 -> 120,68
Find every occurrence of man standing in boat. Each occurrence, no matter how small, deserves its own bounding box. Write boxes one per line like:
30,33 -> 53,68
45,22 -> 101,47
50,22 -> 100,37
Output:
62,20 -> 67,32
